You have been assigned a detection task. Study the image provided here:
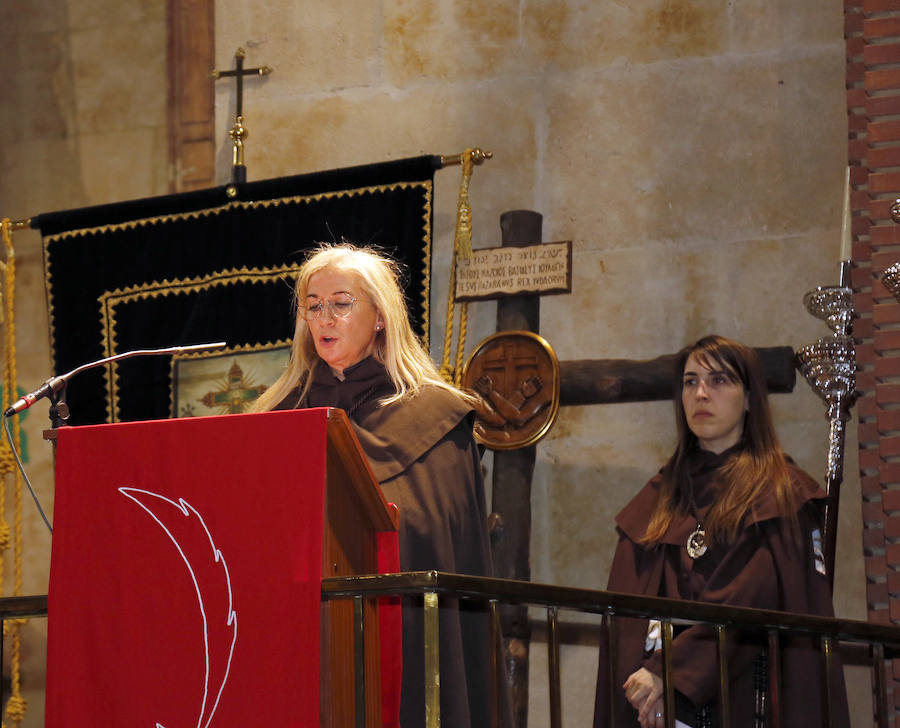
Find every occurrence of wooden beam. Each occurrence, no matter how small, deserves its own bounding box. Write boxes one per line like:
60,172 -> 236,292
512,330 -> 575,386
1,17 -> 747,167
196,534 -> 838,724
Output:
167,0 -> 216,192
558,347 -> 797,407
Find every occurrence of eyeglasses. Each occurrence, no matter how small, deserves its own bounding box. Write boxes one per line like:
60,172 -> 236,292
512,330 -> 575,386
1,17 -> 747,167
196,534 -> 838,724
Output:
302,294 -> 361,321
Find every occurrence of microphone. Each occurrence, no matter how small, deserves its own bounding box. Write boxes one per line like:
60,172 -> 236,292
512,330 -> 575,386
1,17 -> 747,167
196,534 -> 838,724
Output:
4,376 -> 67,417
3,342 -> 227,418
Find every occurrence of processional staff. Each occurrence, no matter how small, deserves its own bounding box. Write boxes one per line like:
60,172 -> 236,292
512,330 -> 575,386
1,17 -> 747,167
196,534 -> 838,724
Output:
211,48 -> 272,185
796,167 -> 858,591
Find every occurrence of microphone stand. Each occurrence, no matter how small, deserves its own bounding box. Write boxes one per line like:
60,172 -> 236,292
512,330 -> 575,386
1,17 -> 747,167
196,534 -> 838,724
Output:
5,342 -> 227,429
2,342 -> 227,535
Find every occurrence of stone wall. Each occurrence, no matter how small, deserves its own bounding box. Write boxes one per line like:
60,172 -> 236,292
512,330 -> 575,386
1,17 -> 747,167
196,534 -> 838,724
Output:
210,1 -> 865,723
211,1 -> 864,724
0,1 -> 865,726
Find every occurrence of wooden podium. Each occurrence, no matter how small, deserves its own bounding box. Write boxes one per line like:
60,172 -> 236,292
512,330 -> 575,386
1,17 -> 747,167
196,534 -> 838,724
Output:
45,408 -> 397,728
321,408 -> 399,728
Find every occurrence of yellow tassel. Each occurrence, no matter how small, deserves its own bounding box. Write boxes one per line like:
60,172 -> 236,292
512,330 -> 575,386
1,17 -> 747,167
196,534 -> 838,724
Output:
440,149 -> 482,383
454,151 -> 474,260
4,694 -> 26,722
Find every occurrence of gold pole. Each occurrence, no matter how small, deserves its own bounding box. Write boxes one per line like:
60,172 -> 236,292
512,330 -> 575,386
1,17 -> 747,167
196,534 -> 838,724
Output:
440,148 -> 492,167
424,591 -> 440,728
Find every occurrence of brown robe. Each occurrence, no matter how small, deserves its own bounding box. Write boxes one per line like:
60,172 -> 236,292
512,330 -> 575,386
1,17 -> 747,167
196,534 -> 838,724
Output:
275,357 -> 494,728
593,445 -> 851,728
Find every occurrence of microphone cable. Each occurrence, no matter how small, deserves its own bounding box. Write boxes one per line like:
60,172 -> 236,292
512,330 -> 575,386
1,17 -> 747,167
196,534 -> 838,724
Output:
3,413 -> 53,535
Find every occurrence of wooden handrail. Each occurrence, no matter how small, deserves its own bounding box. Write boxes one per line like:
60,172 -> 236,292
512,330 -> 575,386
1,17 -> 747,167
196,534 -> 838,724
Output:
323,572 -> 895,727
321,571 -> 900,651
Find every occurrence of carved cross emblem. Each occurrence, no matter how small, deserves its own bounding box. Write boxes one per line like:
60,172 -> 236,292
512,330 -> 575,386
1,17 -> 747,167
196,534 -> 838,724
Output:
462,331 -> 560,450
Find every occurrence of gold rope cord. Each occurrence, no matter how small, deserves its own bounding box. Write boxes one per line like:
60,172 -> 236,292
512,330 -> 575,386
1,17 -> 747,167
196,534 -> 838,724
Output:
0,219 -> 26,727
439,150 -> 476,386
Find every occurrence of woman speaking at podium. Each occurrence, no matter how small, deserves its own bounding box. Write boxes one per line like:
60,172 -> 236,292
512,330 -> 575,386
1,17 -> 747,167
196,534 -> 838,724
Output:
252,242 -> 494,728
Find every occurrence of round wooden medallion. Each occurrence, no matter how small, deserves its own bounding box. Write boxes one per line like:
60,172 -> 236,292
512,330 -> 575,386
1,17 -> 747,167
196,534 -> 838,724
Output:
461,331 -> 560,450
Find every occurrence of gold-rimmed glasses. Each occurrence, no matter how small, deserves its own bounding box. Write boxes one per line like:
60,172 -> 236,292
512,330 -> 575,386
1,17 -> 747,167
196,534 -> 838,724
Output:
302,294 -> 361,322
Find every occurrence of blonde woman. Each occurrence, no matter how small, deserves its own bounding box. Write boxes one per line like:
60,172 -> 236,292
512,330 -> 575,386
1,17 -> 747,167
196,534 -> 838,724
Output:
254,242 -> 494,728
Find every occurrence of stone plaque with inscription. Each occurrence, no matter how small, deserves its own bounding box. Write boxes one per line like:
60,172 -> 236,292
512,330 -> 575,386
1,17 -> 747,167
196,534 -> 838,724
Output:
455,241 -> 572,302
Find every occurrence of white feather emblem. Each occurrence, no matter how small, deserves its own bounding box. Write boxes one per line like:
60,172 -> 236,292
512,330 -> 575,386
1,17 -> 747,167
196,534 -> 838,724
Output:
119,487 -> 238,728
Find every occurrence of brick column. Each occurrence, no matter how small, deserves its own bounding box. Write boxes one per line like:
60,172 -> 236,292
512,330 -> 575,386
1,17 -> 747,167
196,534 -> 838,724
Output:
847,1 -> 900,723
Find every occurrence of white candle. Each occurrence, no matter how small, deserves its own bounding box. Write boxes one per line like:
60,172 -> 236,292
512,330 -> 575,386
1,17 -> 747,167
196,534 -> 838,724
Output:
840,166 -> 852,261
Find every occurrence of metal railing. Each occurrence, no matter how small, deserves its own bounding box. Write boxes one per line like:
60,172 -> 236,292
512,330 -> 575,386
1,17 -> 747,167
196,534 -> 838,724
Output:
322,571 -> 900,728
6,577 -> 899,727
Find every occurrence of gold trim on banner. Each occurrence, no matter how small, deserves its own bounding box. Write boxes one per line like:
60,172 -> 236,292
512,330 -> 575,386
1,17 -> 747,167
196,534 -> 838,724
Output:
419,182 -> 434,348
99,265 -> 299,423
40,181 -> 431,242
42,179 -> 435,374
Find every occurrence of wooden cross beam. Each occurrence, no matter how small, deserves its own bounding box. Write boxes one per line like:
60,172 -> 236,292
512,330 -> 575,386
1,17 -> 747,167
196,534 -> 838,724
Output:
211,47 -> 272,184
557,347 -> 796,406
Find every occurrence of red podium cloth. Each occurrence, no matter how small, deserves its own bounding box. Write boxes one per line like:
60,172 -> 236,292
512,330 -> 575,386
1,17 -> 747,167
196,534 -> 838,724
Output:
377,529 -> 402,728
46,410 -> 334,727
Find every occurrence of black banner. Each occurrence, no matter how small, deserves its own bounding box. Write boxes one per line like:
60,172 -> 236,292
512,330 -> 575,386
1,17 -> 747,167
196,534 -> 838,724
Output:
40,156 -> 439,425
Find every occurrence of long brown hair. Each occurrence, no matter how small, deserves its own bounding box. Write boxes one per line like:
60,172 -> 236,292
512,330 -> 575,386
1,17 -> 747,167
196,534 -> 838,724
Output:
641,335 -> 796,546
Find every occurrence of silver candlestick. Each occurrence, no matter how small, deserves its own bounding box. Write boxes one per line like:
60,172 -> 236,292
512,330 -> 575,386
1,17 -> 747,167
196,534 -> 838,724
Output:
803,285 -> 854,336
797,264 -> 856,589
795,334 -> 856,478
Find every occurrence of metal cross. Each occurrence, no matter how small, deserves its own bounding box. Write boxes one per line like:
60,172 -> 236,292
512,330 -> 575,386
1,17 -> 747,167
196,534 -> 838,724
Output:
211,47 -> 272,183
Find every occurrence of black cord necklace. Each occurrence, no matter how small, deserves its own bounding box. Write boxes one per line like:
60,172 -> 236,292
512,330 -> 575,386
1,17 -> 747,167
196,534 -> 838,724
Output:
685,474 -> 708,559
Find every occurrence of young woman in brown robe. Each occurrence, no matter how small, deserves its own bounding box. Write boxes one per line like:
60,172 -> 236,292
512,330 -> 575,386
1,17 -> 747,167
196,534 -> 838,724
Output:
253,242 -> 496,728
593,335 -> 850,728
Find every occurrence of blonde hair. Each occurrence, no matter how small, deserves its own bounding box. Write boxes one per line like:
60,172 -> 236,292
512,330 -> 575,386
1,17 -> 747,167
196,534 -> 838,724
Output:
253,242 -> 469,411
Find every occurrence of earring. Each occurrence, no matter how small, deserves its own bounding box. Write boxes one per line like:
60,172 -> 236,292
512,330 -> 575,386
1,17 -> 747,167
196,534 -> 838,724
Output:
375,324 -> 383,331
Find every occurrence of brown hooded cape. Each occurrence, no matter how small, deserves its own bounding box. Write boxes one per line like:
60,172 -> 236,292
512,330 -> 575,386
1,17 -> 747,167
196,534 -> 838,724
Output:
276,357 -> 494,728
592,445 -> 850,728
